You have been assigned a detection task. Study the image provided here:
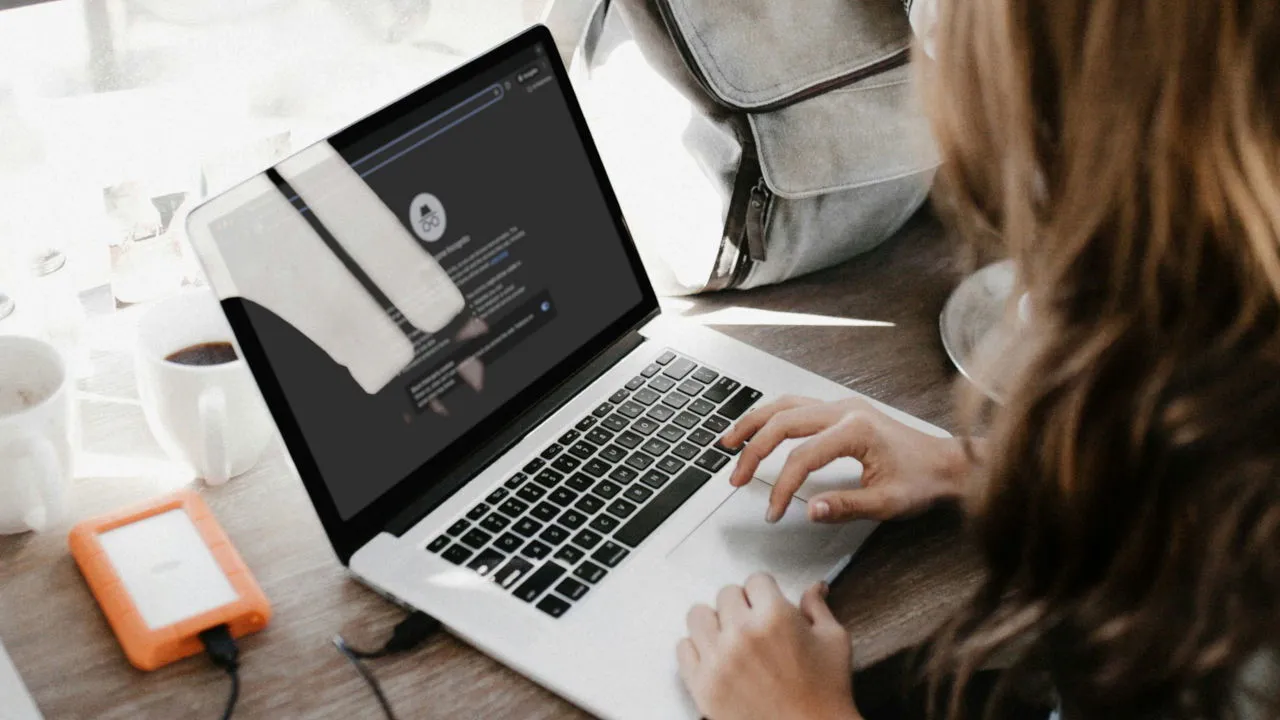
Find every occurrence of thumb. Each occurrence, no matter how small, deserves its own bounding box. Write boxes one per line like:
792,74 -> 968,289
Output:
808,487 -> 901,523
799,582 -> 839,628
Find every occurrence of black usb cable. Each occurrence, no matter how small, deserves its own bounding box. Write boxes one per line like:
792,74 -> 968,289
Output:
332,611 -> 442,720
199,625 -> 241,720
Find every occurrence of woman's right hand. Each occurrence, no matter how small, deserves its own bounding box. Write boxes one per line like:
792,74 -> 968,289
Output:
721,396 -> 972,524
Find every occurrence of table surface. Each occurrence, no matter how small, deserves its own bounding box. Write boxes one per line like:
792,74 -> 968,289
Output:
0,210 -> 984,719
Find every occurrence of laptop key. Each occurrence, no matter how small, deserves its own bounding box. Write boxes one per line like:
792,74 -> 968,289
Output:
657,456 -> 685,474
514,561 -> 567,603
523,458 -> 545,474
498,498 -> 529,517
640,470 -> 671,489
558,509 -> 588,530
494,557 -> 535,589
494,531 -> 523,552
688,399 -> 716,417
608,465 -> 638,485
617,401 -> 645,419
640,363 -> 661,378
486,487 -> 509,504
534,469 -> 564,488
522,540 -> 552,560
514,517 -> 544,537
631,418 -> 660,436
426,535 -> 450,553
607,499 -> 638,518
662,392 -> 691,410
504,473 -> 527,489
554,545 -> 585,565
556,578 -> 590,601
565,473 -> 594,493
540,524 -> 571,546
641,438 -> 671,456
656,350 -> 677,365
586,427 -> 614,445
551,456 -> 580,473
624,485 -> 653,504
673,411 -> 700,430
615,467 -> 713,548
625,376 -> 646,391
678,380 -> 704,397
549,487 -> 578,507
575,494 -> 605,514
716,387 -> 763,420
591,480 -> 622,499
481,513 -> 512,533
703,415 -> 731,433
537,595 -> 572,618
461,528 -> 492,549
599,445 -> 628,464
702,377 -> 741,404
646,405 -> 675,422
442,544 -> 473,565
589,513 -> 619,534
541,444 -> 564,460
602,414 -> 629,432
447,519 -> 469,536
592,402 -> 614,417
574,561 -> 608,584
625,451 -> 656,470
609,389 -> 630,404
658,425 -> 685,443
517,484 -> 546,503
531,502 -> 560,522
571,528 -> 604,550
575,416 -> 597,431
648,375 -> 675,393
591,541 -> 630,568
584,458 -> 610,477
614,431 -> 643,450
695,448 -> 732,473
715,439 -> 744,456
688,428 -> 717,446
672,442 -> 701,461
467,503 -> 490,521
568,441 -> 598,460
559,429 -> 581,446
662,357 -> 696,380
632,388 -> 662,406
467,548 -> 506,576
692,367 -> 719,384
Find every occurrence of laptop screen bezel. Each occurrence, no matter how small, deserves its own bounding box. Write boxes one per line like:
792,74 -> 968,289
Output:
190,25 -> 659,564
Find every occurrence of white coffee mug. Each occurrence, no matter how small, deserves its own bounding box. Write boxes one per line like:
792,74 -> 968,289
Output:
0,335 -> 74,534
135,290 -> 275,485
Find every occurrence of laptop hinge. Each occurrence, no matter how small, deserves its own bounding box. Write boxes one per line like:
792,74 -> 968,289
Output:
384,319 -> 656,536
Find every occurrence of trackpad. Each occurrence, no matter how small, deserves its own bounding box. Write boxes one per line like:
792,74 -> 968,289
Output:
667,479 -> 875,598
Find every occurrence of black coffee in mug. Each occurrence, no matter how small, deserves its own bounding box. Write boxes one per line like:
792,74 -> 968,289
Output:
165,341 -> 238,366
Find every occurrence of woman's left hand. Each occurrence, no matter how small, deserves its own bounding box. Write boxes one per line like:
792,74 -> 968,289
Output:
677,573 -> 862,720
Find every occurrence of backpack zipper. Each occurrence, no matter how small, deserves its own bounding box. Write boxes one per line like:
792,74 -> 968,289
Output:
655,0 -> 909,113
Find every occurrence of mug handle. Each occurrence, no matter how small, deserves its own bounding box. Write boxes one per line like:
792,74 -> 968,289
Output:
198,386 -> 232,485
3,433 -> 62,532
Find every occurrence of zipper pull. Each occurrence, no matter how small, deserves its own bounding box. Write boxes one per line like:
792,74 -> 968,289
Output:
744,179 -> 770,263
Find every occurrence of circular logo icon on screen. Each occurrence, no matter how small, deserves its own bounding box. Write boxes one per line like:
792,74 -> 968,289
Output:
409,193 -> 447,243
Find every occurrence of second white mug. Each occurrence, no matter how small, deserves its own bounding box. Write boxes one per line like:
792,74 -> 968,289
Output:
135,290 -> 275,485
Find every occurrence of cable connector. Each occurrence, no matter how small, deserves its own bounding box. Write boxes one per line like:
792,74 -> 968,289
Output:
199,625 -> 240,720
332,610 -> 441,720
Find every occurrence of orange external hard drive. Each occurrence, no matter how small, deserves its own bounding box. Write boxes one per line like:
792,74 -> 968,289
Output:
68,489 -> 271,671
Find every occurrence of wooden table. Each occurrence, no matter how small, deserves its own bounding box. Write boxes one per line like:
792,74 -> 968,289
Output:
0,210 -> 983,719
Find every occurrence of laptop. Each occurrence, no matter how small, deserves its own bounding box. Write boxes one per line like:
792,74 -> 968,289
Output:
185,26 -> 948,719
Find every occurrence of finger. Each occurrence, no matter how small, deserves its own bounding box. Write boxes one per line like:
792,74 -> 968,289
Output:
767,415 -> 873,523
686,603 -> 720,656
715,584 -> 750,625
809,486 -> 905,523
730,406 -> 837,487
742,572 -> 784,612
721,395 -> 815,449
799,582 -> 840,628
676,638 -> 699,688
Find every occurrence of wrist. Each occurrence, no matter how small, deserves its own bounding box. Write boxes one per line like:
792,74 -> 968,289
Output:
936,436 -> 979,499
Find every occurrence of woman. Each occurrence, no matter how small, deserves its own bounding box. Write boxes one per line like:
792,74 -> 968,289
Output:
674,0 -> 1280,718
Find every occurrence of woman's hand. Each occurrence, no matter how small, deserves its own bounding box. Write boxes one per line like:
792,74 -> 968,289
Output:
721,395 -> 971,523
677,574 -> 861,720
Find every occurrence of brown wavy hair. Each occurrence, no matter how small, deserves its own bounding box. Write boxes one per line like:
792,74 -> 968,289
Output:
920,0 -> 1280,717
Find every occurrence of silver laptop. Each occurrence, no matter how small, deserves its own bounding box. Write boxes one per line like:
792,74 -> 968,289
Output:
185,26 -> 947,719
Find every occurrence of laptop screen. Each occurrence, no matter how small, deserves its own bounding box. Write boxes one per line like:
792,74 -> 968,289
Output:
192,32 -> 650,528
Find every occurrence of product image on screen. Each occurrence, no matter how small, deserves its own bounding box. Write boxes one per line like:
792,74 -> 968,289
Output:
198,45 -> 645,520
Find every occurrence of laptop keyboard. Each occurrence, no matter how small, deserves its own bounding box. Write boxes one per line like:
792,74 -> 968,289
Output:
425,349 -> 762,618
